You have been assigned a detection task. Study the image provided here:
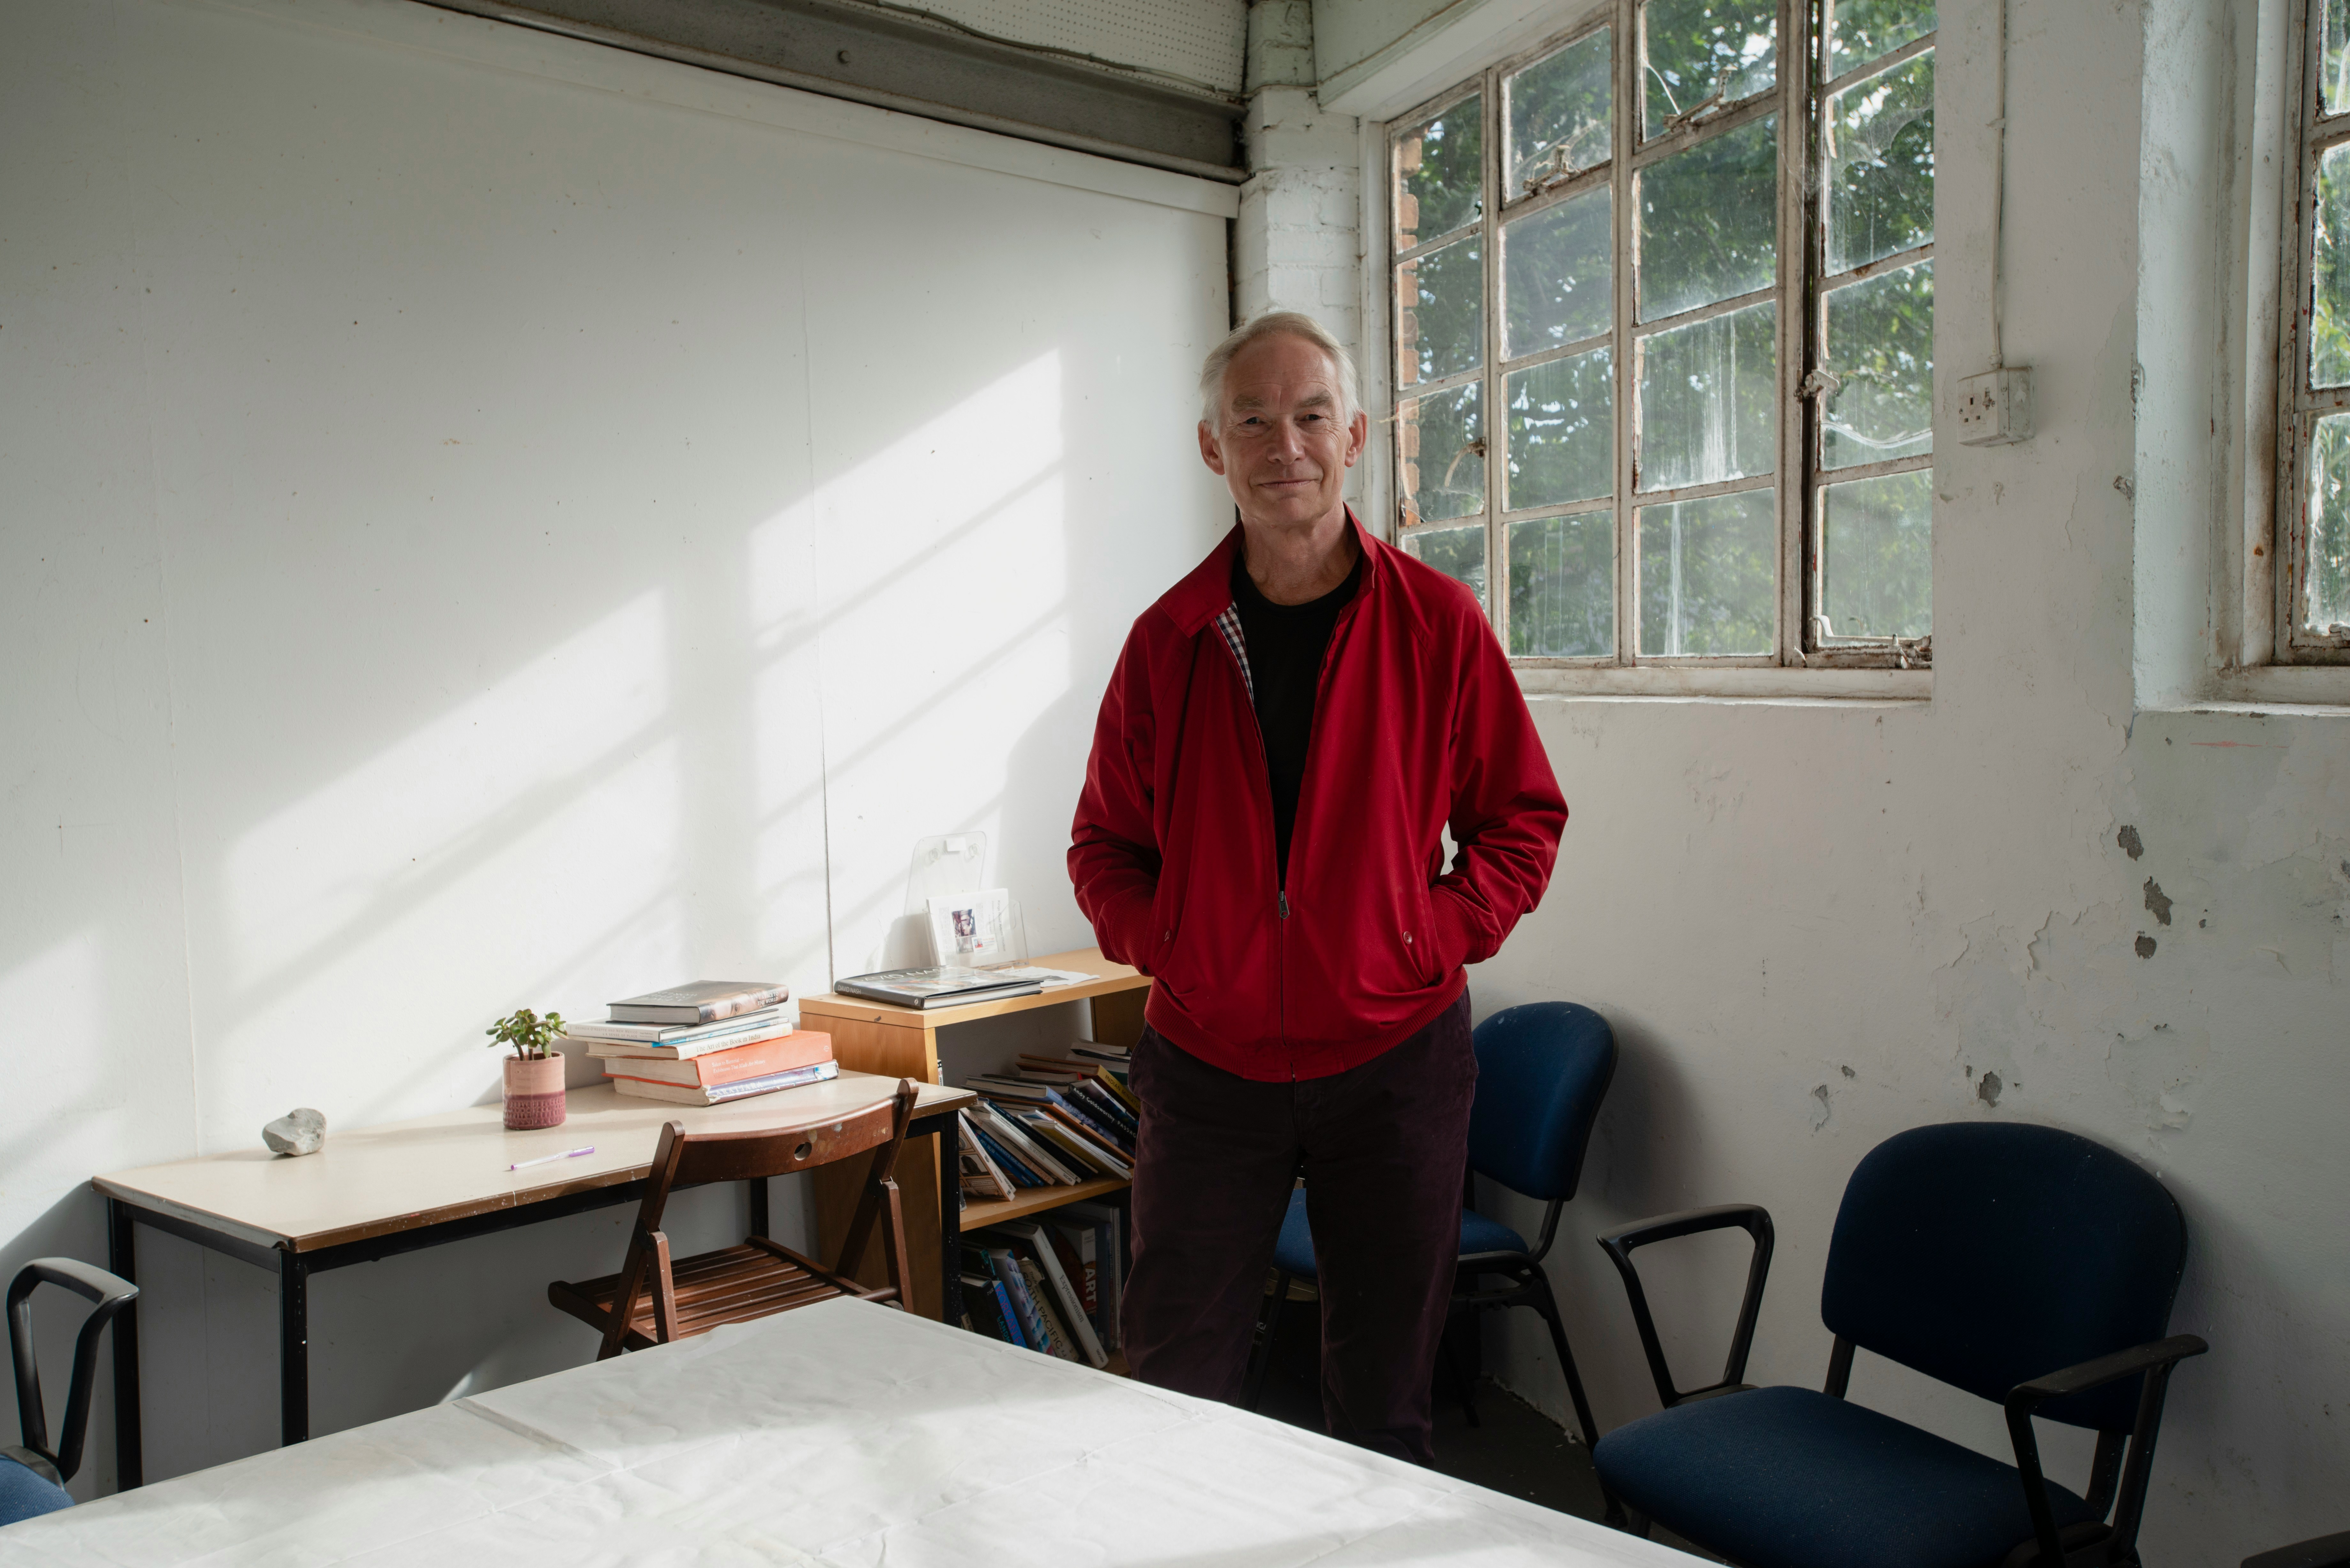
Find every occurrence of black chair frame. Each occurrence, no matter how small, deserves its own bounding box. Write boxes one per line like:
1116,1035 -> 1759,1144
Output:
8,1258 -> 139,1487
1596,1204 -> 2208,1567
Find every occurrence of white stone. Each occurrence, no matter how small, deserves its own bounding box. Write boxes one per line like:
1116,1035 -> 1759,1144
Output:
263,1107 -> 327,1157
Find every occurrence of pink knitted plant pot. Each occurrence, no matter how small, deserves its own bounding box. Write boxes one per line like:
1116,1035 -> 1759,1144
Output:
503,1055 -> 566,1130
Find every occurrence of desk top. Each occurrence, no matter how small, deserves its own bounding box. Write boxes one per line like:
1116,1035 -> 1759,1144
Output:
0,1298 -> 1694,1568
92,1075 -> 975,1255
798,945 -> 1146,1031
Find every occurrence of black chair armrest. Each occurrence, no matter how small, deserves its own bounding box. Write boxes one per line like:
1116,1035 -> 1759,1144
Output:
2001,1334 -> 2208,1568
2244,1530 -> 2350,1568
9,1259 -> 139,1486
1595,1204 -> 1774,1410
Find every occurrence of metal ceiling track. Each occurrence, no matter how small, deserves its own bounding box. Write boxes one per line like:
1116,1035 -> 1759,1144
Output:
421,0 -> 1247,182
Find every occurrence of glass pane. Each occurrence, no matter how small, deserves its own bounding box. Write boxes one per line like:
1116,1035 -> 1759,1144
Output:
1641,0 -> 1777,137
2305,412 -> 2350,633
1396,234 -> 1483,388
1397,95 -> 1484,248
1399,382 -> 1485,524
1822,260 -> 1934,468
2325,0 -> 2350,117
1821,469 -> 1932,638
1508,349 -> 1614,509
1827,50 -> 1934,275
1406,524 -> 1490,610
2313,143 -> 2350,388
1509,514 -> 1615,656
1504,189 -> 1612,355
1638,300 -> 1777,491
1638,489 -> 1776,655
1508,29 -> 1612,196
1638,115 -> 1777,320
1830,0 -> 1936,80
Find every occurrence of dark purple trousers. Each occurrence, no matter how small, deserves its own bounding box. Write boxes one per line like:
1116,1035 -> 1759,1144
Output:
1122,993 -> 1476,1465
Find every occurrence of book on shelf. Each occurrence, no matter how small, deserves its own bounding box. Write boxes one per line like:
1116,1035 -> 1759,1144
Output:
606,981 -> 791,1025
1053,1202 -> 1125,1351
607,1060 -> 838,1106
978,1244 -> 1069,1361
833,967 -> 1043,1009
972,1104 -> 1082,1185
955,1111 -> 1017,1200
969,1076 -> 1133,1159
962,1112 -> 1049,1188
1005,1105 -> 1129,1180
961,1272 -> 1025,1349
595,1030 -> 833,1087
985,1221 -> 1109,1368
567,1004 -> 799,1053
1016,1052 -> 1138,1113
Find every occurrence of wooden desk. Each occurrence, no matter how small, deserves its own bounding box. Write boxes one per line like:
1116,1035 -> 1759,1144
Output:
0,1298 -> 1693,1568
91,1073 -> 974,1486
801,946 -> 1150,1321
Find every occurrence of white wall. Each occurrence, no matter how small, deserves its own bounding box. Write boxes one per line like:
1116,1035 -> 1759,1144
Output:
1295,0 -> 2350,1558
1,0 -> 1229,1490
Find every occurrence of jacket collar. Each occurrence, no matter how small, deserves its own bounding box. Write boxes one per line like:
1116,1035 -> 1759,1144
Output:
1159,506 -> 1388,636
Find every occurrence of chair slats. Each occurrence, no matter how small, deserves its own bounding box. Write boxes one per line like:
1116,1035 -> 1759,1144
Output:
547,1080 -> 919,1357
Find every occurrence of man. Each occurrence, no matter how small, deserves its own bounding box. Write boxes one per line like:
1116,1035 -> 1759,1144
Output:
1067,311 -> 1566,1463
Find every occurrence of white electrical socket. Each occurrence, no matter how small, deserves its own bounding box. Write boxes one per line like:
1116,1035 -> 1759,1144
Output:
1957,366 -> 2034,446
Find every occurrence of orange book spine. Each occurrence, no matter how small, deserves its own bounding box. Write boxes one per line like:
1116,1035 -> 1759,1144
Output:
606,1030 -> 835,1088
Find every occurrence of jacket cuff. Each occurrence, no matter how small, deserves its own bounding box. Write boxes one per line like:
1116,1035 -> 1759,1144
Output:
1427,885 -> 1486,973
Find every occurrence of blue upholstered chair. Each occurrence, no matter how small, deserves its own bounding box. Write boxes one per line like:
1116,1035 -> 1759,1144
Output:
4,1258 -> 139,1525
1591,1122 -> 2207,1568
1242,1000 -> 1616,1449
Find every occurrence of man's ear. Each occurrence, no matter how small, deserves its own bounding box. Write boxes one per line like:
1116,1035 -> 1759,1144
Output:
1343,408 -> 1369,469
1198,420 -> 1228,476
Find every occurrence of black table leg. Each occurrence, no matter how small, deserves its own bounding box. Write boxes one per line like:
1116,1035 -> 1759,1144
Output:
748,1175 -> 769,1240
107,1198 -> 142,1490
279,1251 -> 309,1445
937,1119 -> 962,1326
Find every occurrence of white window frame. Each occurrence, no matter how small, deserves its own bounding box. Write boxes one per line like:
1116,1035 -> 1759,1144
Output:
1358,0 -> 1936,700
2273,0 -> 2350,667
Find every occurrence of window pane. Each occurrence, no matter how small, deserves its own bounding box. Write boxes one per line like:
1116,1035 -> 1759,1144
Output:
2325,0 -> 2350,117
1508,349 -> 1615,509
1638,489 -> 1776,654
1638,300 -> 1776,490
1822,260 -> 1933,468
1641,0 -> 1777,138
1821,469 -> 1932,638
1638,116 -> 1777,320
2305,413 -> 2350,633
1505,189 -> 1612,354
1508,29 -> 1612,196
1509,513 -> 1615,656
1406,524 -> 1490,609
1399,382 -> 1485,524
2313,143 -> 2350,388
1397,235 -> 1484,388
1397,95 -> 1484,247
1829,0 -> 1936,80
1827,50 -> 1934,275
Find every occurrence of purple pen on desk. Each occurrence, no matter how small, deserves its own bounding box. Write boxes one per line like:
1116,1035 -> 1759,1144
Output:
509,1146 -> 595,1172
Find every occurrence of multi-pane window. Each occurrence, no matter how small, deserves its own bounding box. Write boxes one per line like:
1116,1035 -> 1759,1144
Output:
2279,0 -> 2350,657
1388,0 -> 1936,669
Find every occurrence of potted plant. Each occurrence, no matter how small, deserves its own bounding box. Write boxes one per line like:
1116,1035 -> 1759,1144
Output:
488,1008 -> 570,1130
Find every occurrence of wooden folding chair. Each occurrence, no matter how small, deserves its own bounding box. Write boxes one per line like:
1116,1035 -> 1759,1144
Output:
549,1079 -> 920,1357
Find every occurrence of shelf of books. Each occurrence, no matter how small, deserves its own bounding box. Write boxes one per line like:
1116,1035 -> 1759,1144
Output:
960,1173 -> 1130,1231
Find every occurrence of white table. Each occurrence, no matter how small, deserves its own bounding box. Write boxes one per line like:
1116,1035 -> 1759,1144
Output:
0,1298 -> 1697,1567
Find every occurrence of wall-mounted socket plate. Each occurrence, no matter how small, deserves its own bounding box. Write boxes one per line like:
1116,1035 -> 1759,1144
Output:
1958,366 -> 2034,446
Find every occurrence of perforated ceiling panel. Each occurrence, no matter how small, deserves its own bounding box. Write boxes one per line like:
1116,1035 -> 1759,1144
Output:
906,0 -> 1247,97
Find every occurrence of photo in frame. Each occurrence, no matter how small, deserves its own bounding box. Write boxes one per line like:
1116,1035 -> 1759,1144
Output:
926,887 -> 1020,967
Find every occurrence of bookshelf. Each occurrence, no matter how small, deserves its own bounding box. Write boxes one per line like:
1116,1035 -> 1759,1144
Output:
805,947 -> 1148,1318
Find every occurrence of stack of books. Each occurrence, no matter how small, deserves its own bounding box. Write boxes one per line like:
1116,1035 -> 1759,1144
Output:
955,1040 -> 1136,1198
565,981 -> 838,1106
961,1202 -> 1126,1364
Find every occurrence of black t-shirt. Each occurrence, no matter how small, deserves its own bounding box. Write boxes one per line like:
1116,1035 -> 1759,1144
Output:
1232,549 -> 1362,882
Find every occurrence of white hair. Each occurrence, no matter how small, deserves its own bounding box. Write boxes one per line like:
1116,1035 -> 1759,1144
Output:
1198,311 -> 1361,427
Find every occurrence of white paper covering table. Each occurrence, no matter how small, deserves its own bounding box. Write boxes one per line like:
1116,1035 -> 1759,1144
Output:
0,1297 -> 1697,1567
89,1075 -> 975,1484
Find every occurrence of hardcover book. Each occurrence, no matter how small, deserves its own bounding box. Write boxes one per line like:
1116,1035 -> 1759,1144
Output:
833,967 -> 1042,1008
572,1005 -> 797,1048
595,1030 -> 833,1087
606,1060 -> 838,1106
606,981 -> 790,1025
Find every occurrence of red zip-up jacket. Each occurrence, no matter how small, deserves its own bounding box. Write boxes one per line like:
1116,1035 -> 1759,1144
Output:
1068,514 -> 1566,1081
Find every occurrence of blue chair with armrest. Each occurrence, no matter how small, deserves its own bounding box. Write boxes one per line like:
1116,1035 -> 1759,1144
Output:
1590,1121 -> 2207,1568
1242,1000 -> 1616,1453
4,1258 -> 139,1525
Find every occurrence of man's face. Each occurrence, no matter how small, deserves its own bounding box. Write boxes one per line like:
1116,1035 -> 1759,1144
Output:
1199,334 -> 1369,533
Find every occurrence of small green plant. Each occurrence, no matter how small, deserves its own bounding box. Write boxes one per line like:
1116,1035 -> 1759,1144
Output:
487,1008 -> 569,1062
